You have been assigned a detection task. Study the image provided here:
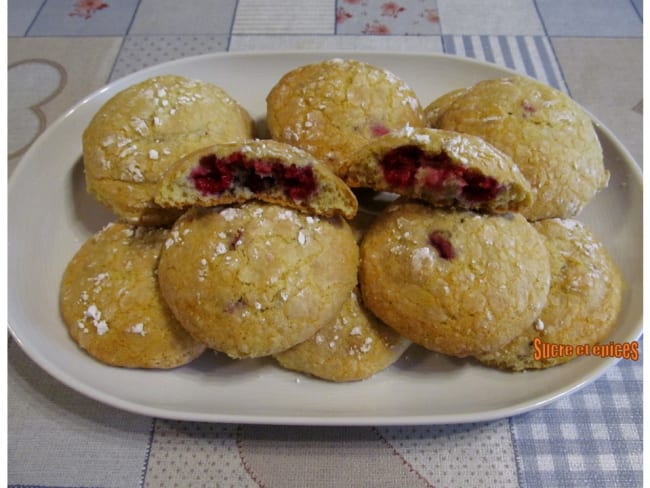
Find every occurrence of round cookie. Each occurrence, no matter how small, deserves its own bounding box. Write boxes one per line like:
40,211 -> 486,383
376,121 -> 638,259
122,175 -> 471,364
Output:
155,139 -> 358,219
157,203 -> 359,359
423,87 -> 467,127
266,58 -> 425,177
427,76 -> 608,221
344,127 -> 532,213
275,287 -> 411,382
359,200 -> 551,357
59,222 -> 206,368
476,218 -> 624,371
83,75 -> 255,225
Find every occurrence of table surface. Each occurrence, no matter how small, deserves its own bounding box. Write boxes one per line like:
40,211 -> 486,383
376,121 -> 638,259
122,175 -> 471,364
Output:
8,1 -> 642,487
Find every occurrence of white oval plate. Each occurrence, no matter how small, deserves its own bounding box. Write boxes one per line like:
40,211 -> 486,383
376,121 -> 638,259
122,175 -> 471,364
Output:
8,51 -> 642,425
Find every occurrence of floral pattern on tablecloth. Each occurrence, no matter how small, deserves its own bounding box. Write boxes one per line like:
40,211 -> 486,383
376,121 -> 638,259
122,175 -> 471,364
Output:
336,0 -> 441,35
69,0 -> 109,20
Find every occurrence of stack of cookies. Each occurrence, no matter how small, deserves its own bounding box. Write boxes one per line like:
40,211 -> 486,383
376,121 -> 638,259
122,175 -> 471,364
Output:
60,59 -> 623,382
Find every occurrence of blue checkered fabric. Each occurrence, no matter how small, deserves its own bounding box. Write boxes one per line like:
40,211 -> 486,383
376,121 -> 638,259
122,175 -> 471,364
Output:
511,340 -> 643,487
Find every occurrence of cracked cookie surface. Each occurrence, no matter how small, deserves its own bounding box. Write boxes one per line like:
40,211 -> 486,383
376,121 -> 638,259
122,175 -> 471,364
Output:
359,200 -> 551,357
475,218 -> 624,370
275,287 -> 411,382
158,203 -> 359,359
59,222 -> 206,368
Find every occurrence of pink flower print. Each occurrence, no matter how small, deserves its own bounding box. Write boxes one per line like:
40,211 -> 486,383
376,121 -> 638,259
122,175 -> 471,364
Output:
336,7 -> 353,24
423,8 -> 440,23
381,2 -> 405,18
344,0 -> 363,4
69,0 -> 109,20
362,21 -> 391,35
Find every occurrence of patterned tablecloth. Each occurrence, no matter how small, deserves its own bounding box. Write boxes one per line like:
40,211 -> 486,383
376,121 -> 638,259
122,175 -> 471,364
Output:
8,1 -> 643,487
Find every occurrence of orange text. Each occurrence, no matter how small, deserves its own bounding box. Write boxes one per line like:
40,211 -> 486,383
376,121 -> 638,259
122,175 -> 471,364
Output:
533,338 -> 639,361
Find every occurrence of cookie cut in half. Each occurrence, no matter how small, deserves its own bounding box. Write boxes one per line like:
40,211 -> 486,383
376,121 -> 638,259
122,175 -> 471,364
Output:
155,139 -> 358,219
475,218 -> 624,371
275,287 -> 411,382
344,127 -> 532,213
59,222 -> 206,368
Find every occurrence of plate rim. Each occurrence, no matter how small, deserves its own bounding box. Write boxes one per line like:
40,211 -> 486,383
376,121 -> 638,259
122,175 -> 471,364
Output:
8,49 -> 643,425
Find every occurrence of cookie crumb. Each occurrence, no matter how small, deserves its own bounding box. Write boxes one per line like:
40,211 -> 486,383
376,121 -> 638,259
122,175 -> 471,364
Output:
128,323 -> 147,336
350,326 -> 362,336
84,304 -> 109,335
359,337 -> 373,353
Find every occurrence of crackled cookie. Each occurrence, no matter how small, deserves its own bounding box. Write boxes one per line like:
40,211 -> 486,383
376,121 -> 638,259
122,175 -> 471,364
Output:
427,76 -> 608,220
275,287 -> 411,382
359,200 -> 551,357
344,127 -> 532,213
266,58 -> 425,177
476,218 -> 624,371
423,87 -> 467,127
60,222 -> 206,368
158,203 -> 359,359
83,75 -> 255,225
155,139 -> 358,219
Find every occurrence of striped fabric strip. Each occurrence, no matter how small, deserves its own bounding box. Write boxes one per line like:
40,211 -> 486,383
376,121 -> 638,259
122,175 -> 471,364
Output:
232,0 -> 335,34
442,35 -> 567,92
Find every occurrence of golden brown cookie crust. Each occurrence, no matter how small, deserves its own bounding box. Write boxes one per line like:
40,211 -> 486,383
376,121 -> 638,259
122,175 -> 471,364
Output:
427,76 -> 608,220
423,87 -> 468,127
266,58 -> 425,176
476,218 -> 624,370
83,75 -> 255,225
359,200 -> 551,357
158,203 -> 359,359
155,139 -> 358,219
59,222 -> 206,368
275,287 -> 411,382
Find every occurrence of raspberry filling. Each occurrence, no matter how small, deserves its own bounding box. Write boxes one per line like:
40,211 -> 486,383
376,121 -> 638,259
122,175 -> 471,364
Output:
380,145 -> 503,203
428,231 -> 455,260
190,152 -> 317,202
522,100 -> 537,114
370,123 -> 390,137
